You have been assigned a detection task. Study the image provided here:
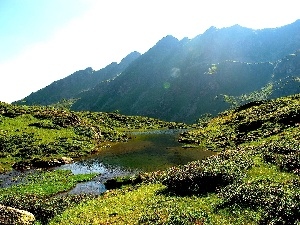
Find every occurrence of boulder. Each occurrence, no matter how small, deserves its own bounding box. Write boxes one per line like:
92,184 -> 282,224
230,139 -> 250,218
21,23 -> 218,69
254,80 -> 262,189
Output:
13,156 -> 74,170
0,204 -> 35,225
31,157 -> 73,168
61,156 -> 73,164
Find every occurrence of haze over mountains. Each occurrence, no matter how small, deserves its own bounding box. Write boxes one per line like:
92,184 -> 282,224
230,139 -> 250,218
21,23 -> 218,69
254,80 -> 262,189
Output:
15,20 -> 300,123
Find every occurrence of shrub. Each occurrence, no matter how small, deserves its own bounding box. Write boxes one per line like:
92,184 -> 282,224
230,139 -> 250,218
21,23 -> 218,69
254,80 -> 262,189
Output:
28,121 -> 61,129
261,139 -> 300,175
161,151 -> 253,195
217,179 -> 300,225
276,153 -> 300,175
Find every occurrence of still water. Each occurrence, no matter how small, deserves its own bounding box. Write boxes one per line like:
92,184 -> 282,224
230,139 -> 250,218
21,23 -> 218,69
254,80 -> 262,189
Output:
59,130 -> 214,194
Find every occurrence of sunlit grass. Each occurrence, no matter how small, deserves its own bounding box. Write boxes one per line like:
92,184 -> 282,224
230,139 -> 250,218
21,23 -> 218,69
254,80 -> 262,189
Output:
0,170 -> 97,198
0,156 -> 15,173
50,183 -> 261,225
0,169 -> 98,224
49,132 -> 300,225
1,95 -> 299,224
245,155 -> 299,183
0,114 -> 80,144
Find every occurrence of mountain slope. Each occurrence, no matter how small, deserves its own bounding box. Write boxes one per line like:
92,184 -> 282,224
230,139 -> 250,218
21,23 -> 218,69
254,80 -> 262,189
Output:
15,51 -> 141,106
72,21 -> 300,123
187,20 -> 300,63
16,20 -> 300,123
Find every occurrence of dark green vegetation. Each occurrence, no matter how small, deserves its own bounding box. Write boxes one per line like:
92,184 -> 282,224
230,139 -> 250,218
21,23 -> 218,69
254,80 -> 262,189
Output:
15,20 -> 300,123
178,94 -> 300,150
0,102 -> 185,172
50,94 -> 299,224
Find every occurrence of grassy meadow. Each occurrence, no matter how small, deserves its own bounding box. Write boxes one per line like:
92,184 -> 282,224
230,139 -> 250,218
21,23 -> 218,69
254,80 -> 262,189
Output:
50,94 -> 300,225
0,94 -> 300,224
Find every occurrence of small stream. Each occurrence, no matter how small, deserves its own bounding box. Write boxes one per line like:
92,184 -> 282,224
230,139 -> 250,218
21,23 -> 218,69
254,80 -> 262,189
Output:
1,129 -> 214,195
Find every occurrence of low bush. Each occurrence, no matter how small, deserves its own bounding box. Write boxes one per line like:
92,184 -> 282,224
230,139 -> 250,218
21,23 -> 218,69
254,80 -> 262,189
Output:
276,153 -> 300,175
104,175 -> 143,190
161,151 -> 253,195
217,179 -> 300,225
29,120 -> 61,129
261,139 -> 300,175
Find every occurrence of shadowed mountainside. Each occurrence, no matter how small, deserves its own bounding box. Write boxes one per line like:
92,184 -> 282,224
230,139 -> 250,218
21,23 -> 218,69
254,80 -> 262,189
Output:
16,51 -> 141,106
15,20 -> 300,123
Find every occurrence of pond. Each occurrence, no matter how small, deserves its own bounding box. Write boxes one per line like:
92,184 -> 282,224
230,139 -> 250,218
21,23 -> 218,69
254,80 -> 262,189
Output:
58,129 -> 214,194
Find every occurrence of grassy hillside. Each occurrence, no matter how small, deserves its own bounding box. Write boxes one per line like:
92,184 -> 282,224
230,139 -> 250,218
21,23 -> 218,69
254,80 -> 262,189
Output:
0,102 -> 185,172
1,94 -> 299,224
0,103 -> 185,224
50,94 -> 300,225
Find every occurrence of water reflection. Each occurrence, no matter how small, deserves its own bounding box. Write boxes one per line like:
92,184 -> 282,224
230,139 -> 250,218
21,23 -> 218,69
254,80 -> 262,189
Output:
58,129 -> 214,195
59,160 -> 136,195
0,170 -> 38,188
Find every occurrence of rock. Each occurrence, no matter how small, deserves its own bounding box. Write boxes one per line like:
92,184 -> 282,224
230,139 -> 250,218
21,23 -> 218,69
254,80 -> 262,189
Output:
12,161 -> 32,171
60,156 -> 73,164
0,204 -> 35,225
104,175 -> 143,190
31,157 -> 73,168
13,156 -> 73,170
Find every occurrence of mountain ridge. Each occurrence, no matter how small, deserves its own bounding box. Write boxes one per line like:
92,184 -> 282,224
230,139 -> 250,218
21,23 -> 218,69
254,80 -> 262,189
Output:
15,20 -> 300,123
16,51 -> 141,105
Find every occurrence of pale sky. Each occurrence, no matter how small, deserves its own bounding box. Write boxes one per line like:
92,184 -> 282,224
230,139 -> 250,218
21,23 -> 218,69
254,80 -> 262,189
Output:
0,0 -> 299,103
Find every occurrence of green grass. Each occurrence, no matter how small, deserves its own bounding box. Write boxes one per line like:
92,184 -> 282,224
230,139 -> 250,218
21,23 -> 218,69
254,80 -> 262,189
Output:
49,94 -> 300,225
245,155 -> 298,183
49,153 -> 299,225
0,169 -> 98,224
50,183 -> 261,225
1,95 -> 300,224
0,156 -> 15,173
0,170 -> 97,198
0,102 -> 185,172
0,114 -> 90,145
0,113 -> 95,170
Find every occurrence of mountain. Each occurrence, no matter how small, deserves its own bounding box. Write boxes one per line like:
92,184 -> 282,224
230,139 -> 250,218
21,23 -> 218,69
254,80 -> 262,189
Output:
15,20 -> 300,123
16,51 -> 141,105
